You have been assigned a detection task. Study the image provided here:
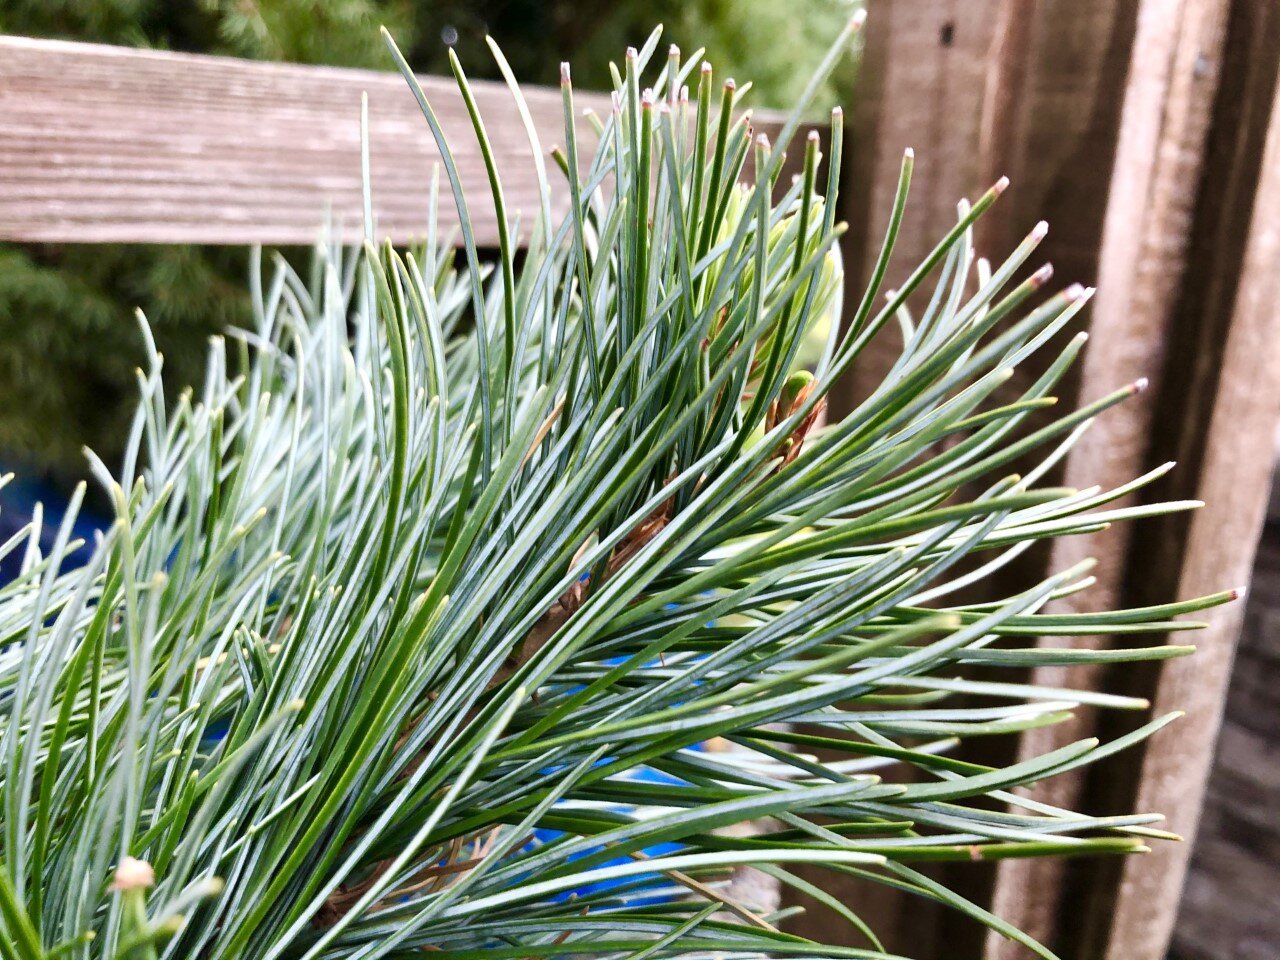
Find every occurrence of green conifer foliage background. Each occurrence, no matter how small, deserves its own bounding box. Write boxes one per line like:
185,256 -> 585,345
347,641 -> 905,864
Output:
0,0 -> 853,480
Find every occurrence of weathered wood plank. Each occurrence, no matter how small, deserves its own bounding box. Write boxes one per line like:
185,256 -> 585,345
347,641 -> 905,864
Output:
986,1 -> 1234,954
0,36 -> 797,247
0,36 -> 593,245
813,2 -> 1155,956
816,2 -> 1280,958
791,4 -> 1008,953
979,3 -> 1280,958
1093,6 -> 1280,952
1175,702 -> 1280,958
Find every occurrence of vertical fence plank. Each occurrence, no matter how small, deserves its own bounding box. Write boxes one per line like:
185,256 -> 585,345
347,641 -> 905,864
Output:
813,1 -> 1279,957
813,1 -> 1145,955
1091,3 -> 1280,956
986,1 -> 1235,954
793,4 -> 1008,953
829,0 -> 1007,417
1106,93 -> 1280,956
934,2 -> 1154,952
1037,0 -> 1231,668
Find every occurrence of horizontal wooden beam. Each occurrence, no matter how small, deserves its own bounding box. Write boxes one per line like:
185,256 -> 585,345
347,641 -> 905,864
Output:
0,36 -> 596,246
0,36 -> 798,247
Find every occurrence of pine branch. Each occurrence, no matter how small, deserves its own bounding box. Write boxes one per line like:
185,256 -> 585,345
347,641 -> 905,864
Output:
0,18 -> 1233,960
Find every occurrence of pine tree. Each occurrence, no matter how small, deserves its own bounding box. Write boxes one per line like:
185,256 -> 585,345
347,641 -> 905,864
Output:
0,22 -> 1228,960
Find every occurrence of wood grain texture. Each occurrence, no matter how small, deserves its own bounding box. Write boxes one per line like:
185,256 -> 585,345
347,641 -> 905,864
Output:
1175,604 -> 1280,959
829,0 -> 1006,419
1042,0 -> 1230,648
791,4 -> 1008,953
1173,479 -> 1280,959
0,36 -> 796,247
0,36 -> 586,245
817,2 -> 1280,958
1096,7 -> 1280,953
986,1 -> 1233,955
815,2 -> 1151,956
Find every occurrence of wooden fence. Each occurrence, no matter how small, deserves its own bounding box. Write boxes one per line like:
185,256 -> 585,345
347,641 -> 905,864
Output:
0,35 -> 607,246
2,3 -> 1279,957
816,3 -> 1280,959
0,34 -> 797,245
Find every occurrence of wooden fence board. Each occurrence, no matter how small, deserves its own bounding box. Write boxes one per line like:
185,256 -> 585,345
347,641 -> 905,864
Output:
1093,3 -> 1280,955
812,2 -> 1149,955
0,36 -> 612,245
987,0 -> 1234,955
0,36 -> 795,247
794,4 -> 1008,954
814,2 -> 1280,958
0,36 -> 586,245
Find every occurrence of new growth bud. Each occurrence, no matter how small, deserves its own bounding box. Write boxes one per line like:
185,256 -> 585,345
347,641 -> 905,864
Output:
110,857 -> 155,892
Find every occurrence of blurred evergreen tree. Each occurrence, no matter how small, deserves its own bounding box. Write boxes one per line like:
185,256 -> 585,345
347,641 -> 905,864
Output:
0,0 -> 421,478
0,0 -> 855,478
